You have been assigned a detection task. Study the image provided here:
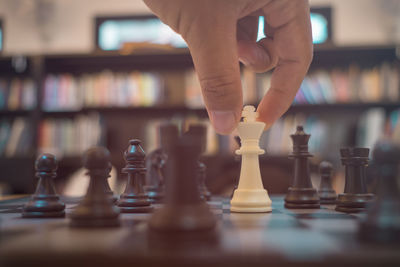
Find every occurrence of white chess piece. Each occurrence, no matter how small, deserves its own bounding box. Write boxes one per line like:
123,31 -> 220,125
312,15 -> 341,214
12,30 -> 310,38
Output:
230,105 -> 272,212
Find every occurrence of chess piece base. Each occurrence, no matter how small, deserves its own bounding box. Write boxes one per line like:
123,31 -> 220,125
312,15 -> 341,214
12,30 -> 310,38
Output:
148,191 -> 164,203
149,202 -> 216,232
319,190 -> 337,204
69,217 -> 120,228
284,203 -> 320,209
335,193 -> 374,213
320,199 -> 337,205
335,206 -> 366,213
70,202 -> 120,227
118,196 -> 153,211
22,210 -> 65,218
230,189 -> 272,213
284,187 -> 320,209
22,197 -> 65,218
119,205 -> 154,213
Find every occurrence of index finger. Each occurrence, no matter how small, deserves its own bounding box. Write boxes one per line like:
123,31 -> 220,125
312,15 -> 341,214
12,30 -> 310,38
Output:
257,0 -> 313,127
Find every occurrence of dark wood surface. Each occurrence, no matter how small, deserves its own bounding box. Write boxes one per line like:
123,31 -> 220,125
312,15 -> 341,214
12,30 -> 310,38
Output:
1,195 -> 399,267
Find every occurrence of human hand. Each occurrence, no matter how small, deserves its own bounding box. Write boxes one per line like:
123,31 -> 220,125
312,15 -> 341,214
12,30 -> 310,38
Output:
144,0 -> 313,134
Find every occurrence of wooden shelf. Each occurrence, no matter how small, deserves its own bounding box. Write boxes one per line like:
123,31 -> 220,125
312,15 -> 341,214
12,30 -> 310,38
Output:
39,102 -> 400,118
0,57 -> 32,76
41,106 -> 208,118
0,110 -> 32,117
311,45 -> 398,69
288,102 -> 400,113
39,45 -> 399,74
44,52 -> 193,74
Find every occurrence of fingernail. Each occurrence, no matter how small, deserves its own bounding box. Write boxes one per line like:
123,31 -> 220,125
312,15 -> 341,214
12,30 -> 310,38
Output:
209,111 -> 237,134
239,56 -> 251,66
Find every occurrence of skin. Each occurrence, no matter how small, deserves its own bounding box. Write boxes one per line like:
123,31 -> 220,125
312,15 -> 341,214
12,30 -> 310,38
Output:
143,0 -> 313,134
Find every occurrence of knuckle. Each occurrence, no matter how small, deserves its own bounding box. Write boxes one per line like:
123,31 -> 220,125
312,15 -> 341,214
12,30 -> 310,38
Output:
200,73 -> 238,101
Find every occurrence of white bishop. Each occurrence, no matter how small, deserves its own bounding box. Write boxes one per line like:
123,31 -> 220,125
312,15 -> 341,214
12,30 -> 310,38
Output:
230,105 -> 272,212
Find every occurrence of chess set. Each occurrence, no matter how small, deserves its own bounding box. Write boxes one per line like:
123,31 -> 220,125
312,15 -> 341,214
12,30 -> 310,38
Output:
0,106 -> 399,267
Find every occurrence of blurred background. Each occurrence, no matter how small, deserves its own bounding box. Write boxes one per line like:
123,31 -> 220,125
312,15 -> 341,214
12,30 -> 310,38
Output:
0,0 -> 399,196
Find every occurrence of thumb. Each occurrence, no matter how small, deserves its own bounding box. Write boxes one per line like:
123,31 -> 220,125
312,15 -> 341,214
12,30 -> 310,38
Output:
184,16 -> 243,135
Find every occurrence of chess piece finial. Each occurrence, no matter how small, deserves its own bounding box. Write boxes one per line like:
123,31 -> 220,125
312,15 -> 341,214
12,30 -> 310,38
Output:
284,125 -> 320,209
335,147 -> 374,213
242,105 -> 258,122
70,147 -> 120,228
118,139 -> 153,213
230,106 -> 271,213
22,154 -> 65,218
318,161 -> 337,204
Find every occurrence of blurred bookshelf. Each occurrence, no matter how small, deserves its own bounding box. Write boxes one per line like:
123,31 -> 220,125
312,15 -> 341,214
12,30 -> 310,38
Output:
0,45 -> 399,193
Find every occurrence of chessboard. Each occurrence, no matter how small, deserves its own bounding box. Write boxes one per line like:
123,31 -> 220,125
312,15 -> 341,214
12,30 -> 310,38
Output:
1,195 -> 399,267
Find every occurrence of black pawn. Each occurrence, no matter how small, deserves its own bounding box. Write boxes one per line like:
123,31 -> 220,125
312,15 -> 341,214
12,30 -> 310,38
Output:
22,154 -> 65,218
149,124 -> 216,232
318,161 -> 337,204
335,147 -> 374,213
197,162 -> 211,201
284,126 -> 320,209
188,124 -> 212,201
145,148 -> 167,203
359,141 -> 400,243
118,139 -> 153,213
104,164 -> 117,203
70,147 -> 120,227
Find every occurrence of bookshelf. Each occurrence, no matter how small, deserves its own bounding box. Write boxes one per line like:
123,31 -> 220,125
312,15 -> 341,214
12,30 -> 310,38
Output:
0,45 -> 399,194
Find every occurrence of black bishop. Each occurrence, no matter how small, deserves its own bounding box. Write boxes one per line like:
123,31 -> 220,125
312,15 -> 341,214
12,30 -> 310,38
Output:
118,139 -> 153,213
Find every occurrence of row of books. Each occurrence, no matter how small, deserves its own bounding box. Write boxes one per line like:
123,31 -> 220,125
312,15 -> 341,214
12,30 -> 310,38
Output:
386,109 -> 400,145
0,78 -> 37,111
185,62 -> 400,108
42,71 -> 164,111
38,113 -> 104,157
0,118 -> 33,157
184,67 -> 258,108
2,110 -> 399,161
293,63 -> 400,104
4,62 -> 398,112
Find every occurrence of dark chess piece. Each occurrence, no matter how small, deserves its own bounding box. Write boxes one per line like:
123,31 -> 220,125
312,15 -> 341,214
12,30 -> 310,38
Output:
145,148 -> 167,203
359,141 -> 400,243
118,139 -> 153,213
197,162 -> 211,201
69,147 -> 120,227
318,161 -> 337,204
230,135 -> 242,198
104,164 -> 117,203
335,147 -> 374,213
148,124 -> 216,232
22,154 -> 65,218
188,124 -> 212,200
284,126 -> 320,209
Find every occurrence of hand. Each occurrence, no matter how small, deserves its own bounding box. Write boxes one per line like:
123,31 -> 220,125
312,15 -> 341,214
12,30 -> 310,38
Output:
144,0 -> 313,134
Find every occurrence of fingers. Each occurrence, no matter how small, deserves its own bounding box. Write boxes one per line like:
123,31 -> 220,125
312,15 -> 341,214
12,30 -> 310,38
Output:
237,15 -> 278,73
238,37 -> 279,73
184,13 -> 243,135
257,0 -> 313,126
